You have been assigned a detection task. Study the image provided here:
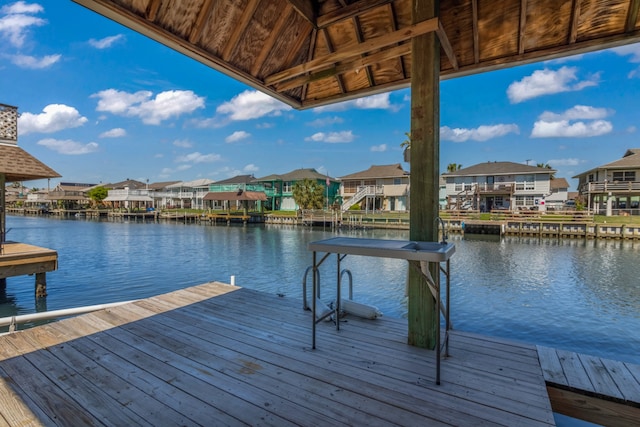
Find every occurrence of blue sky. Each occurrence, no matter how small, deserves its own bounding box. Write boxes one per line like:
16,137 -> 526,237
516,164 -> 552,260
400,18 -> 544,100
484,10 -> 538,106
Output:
2,1 -> 640,190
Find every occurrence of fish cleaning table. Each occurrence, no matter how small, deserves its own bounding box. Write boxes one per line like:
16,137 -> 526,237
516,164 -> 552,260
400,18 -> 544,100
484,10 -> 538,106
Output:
307,237 -> 455,384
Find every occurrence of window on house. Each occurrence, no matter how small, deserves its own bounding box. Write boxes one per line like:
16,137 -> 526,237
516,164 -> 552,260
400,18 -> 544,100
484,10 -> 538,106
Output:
515,196 -> 524,206
612,171 -> 636,182
525,195 -> 535,206
283,181 -> 293,192
455,183 -> 462,191
588,174 -> 595,182
343,181 -> 358,193
393,178 -> 402,185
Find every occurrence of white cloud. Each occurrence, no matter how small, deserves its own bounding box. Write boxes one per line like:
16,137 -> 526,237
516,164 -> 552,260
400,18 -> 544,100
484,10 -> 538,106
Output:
627,126 -> 637,133
88,34 -> 124,49
440,124 -> 519,142
225,130 -> 251,143
507,66 -> 599,103
92,89 -> 205,125
307,116 -> 344,127
313,93 -> 397,112
37,138 -> 98,155
531,120 -> 612,138
10,53 -> 60,68
611,43 -> 640,63
18,104 -> 88,135
304,130 -> 354,143
538,105 -> 612,121
0,1 -> 45,48
547,158 -> 581,167
173,139 -> 192,148
531,105 -> 614,138
371,144 -> 387,152
244,164 -> 259,173
175,152 -> 221,163
99,128 -> 126,138
216,90 -> 291,120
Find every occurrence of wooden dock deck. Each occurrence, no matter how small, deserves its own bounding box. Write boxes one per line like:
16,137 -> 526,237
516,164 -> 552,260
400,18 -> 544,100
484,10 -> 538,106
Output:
0,241 -> 57,297
0,281 -> 556,426
538,345 -> 640,426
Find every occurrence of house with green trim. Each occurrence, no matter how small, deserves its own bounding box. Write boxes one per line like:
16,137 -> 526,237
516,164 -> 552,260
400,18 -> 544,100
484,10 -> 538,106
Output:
254,168 -> 340,211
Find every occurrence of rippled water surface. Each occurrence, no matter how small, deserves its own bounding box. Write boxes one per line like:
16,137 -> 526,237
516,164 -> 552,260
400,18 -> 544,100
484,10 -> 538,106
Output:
3,215 -> 639,364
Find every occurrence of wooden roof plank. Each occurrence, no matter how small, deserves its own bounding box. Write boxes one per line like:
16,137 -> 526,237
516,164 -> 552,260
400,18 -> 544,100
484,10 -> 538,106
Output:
221,0 -> 260,62
317,0 -> 395,29
287,0 -> 317,27
188,0 -> 214,44
251,3 -> 293,76
145,0 -> 160,21
472,0 -> 480,63
265,17 -> 439,86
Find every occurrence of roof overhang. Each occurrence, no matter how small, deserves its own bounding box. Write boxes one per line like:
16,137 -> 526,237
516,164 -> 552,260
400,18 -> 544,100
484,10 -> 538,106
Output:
72,0 -> 640,110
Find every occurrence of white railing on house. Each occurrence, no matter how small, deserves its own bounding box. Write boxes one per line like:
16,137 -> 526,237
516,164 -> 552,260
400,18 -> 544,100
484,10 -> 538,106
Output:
580,181 -> 640,193
342,185 -> 383,211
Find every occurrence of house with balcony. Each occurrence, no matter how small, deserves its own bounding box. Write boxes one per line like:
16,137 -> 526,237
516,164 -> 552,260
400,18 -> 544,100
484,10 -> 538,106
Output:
339,164 -> 409,211
574,148 -> 640,215
442,161 -> 556,211
204,175 -> 266,211
254,168 -> 339,211
47,182 -> 97,210
153,179 -> 214,209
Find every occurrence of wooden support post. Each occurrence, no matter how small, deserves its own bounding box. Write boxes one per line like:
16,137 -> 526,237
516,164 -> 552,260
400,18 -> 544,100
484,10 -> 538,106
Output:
408,0 -> 440,349
35,272 -> 47,298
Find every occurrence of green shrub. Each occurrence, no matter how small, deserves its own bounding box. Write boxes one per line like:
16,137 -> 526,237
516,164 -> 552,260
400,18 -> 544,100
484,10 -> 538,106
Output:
349,203 -> 361,210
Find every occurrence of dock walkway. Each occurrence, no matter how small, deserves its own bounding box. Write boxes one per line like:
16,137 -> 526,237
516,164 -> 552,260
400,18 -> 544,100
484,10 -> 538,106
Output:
538,345 -> 640,426
0,281 -> 557,426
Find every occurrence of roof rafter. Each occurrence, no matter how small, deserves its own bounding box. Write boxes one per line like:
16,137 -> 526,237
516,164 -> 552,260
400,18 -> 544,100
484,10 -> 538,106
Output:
626,0 -> 640,32
189,0 -> 214,43
287,0 -> 317,27
317,0 -> 394,29
265,17 -> 439,87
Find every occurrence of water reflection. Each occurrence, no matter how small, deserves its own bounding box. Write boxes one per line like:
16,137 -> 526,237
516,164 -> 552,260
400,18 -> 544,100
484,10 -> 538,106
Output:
3,215 -> 639,363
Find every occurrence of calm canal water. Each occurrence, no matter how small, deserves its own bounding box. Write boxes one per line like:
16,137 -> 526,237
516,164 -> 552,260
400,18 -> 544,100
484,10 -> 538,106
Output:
3,215 -> 639,366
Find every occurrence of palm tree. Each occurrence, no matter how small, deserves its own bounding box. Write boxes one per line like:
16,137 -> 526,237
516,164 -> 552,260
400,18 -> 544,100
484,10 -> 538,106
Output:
536,163 -> 555,179
292,179 -> 325,210
400,132 -> 411,162
446,163 -> 462,172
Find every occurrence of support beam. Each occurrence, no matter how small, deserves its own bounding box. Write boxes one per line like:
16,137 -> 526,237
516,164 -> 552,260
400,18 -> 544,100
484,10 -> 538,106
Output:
408,0 -> 440,349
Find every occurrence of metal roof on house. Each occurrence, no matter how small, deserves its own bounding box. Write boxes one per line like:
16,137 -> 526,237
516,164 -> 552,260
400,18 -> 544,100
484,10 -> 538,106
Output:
74,0 -> 640,110
147,181 -> 181,190
340,164 -> 408,180
0,144 -> 61,182
443,161 -> 556,177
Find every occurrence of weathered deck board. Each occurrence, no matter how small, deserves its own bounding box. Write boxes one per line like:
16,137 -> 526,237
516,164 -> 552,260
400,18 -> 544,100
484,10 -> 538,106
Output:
537,344 -> 640,426
0,282 -> 556,426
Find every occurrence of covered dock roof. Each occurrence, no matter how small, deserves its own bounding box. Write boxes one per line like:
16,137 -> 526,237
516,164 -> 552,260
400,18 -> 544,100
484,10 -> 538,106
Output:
73,0 -> 640,110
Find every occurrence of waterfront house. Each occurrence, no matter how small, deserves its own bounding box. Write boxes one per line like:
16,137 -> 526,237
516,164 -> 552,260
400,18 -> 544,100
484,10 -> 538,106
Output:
544,178 -> 570,211
145,181 -> 180,209
153,179 -> 214,210
339,164 -> 409,211
47,182 -> 96,210
204,175 -> 266,211
254,168 -> 339,211
574,148 -> 640,215
442,161 -> 556,211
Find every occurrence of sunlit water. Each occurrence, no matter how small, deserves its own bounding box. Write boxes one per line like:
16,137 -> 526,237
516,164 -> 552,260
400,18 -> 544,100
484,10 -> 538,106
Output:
3,215 -> 639,366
